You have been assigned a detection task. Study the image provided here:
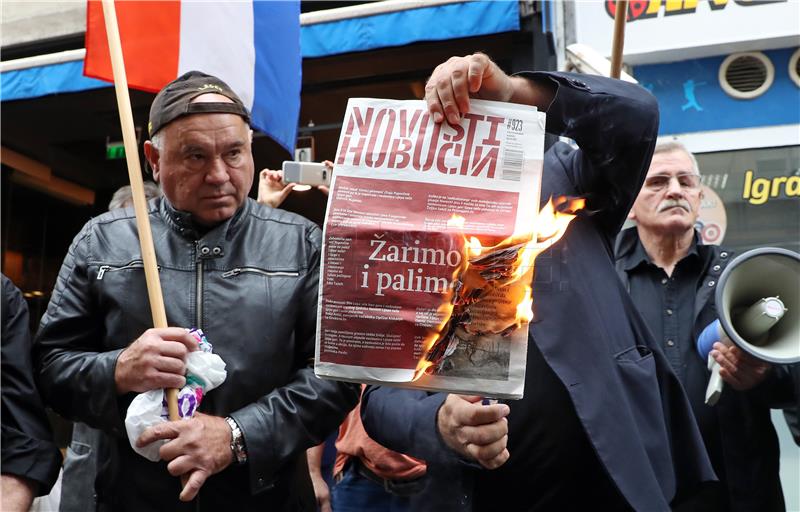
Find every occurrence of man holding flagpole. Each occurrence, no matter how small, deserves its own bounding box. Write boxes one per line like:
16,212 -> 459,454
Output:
33,71 -> 359,510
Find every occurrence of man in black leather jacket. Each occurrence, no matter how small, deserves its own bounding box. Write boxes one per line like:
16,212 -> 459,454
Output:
33,71 -> 359,511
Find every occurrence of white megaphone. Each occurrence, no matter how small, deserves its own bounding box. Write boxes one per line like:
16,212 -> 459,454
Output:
697,247 -> 800,405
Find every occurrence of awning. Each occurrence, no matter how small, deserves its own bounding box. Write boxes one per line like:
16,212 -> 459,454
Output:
0,0 -> 519,102
1,58 -> 108,102
301,0 -> 519,58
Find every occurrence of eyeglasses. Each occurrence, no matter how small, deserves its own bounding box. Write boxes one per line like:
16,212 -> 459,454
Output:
644,172 -> 701,191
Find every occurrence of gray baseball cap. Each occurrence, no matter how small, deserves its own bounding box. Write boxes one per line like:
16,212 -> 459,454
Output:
148,70 -> 250,137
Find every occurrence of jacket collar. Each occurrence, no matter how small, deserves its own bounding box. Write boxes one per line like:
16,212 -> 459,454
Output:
615,226 -> 702,272
159,197 -> 250,248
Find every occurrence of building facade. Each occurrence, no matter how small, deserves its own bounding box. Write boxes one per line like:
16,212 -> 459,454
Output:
568,1 -> 800,508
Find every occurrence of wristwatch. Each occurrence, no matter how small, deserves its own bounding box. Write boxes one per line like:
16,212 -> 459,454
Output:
225,416 -> 248,464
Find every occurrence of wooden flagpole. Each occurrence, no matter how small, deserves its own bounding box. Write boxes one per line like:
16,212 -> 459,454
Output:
610,0 -> 629,79
99,0 -> 180,422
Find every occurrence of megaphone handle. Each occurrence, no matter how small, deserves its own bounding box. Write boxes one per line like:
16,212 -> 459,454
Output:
705,356 -> 725,405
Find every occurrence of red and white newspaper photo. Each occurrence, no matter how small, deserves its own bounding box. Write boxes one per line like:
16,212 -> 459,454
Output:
315,97 -> 559,399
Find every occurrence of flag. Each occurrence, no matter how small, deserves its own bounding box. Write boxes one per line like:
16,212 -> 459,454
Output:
84,0 -> 301,154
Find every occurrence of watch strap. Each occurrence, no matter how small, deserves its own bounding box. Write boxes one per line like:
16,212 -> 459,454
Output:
225,416 -> 248,464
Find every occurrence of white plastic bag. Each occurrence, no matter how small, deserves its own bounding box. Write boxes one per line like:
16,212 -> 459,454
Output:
124,328 -> 226,461
125,388 -> 167,461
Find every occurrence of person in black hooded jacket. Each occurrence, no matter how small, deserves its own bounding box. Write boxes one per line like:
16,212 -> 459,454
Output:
2,274 -> 61,511
361,53 -> 717,511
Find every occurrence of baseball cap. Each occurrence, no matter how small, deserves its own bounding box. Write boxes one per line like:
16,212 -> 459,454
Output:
148,71 -> 251,137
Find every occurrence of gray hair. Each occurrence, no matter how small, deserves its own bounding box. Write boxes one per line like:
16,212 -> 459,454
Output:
653,141 -> 700,176
108,181 -> 162,211
150,132 -> 164,153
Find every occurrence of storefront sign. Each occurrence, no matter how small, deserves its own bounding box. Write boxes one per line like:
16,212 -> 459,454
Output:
574,0 -> 799,63
742,169 -> 800,205
603,0 -> 786,22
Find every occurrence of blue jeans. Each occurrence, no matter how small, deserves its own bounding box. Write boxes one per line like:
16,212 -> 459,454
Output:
331,464 -> 413,512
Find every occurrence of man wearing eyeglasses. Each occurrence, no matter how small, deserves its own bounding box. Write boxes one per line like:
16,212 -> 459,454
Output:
615,142 -> 785,511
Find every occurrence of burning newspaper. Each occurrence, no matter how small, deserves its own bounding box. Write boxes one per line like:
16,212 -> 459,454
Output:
314,98 -> 549,399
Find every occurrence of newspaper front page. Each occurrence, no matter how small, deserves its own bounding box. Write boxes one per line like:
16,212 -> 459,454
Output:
314,98 -> 546,399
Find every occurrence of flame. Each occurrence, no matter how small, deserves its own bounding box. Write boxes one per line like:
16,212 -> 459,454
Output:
468,237 -> 482,257
447,214 -> 466,229
535,197 -> 585,246
512,196 -> 586,281
412,255 -> 466,379
412,196 -> 584,381
515,285 -> 534,326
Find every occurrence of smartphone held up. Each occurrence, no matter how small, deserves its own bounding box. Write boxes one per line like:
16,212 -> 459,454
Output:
282,161 -> 332,188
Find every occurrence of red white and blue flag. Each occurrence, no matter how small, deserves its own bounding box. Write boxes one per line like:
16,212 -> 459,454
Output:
84,0 -> 301,153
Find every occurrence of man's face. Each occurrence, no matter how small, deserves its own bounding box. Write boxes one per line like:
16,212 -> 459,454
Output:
630,149 -> 703,236
145,95 -> 253,227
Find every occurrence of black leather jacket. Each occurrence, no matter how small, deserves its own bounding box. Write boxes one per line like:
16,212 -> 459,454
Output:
2,275 -> 62,496
34,197 -> 359,511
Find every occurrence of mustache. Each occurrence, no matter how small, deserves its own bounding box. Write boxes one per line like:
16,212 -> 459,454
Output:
657,199 -> 692,213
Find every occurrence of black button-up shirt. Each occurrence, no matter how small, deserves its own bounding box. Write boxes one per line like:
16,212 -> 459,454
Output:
620,235 -> 711,385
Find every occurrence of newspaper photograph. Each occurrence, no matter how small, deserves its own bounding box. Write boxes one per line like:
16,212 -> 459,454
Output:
314,97 -> 549,399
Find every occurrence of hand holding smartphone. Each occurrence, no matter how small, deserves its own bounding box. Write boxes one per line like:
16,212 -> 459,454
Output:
281,161 -> 332,187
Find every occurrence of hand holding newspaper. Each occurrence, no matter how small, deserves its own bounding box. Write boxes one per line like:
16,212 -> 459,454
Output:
315,97 -> 555,399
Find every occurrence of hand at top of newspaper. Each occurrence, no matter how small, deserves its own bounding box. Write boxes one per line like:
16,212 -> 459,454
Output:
437,394 -> 510,470
425,53 -> 555,125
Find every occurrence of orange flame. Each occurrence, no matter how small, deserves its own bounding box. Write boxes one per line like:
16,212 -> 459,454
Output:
512,196 -> 586,281
468,237 -> 482,257
516,285 -> 534,325
447,215 -> 466,229
412,197 -> 584,381
412,214 -> 472,378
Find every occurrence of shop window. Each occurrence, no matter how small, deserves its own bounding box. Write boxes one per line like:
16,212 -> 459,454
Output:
695,146 -> 800,254
1,172 -> 93,330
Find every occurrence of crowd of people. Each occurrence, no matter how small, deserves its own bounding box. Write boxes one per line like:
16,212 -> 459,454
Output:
2,53 -> 798,512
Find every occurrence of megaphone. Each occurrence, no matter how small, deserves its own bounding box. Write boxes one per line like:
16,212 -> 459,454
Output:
697,247 -> 800,405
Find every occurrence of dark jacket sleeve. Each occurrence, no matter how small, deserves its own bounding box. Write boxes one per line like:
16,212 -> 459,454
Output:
33,224 -> 128,436
518,71 -> 660,236
747,364 -> 797,409
2,275 -> 62,495
361,386 -> 458,464
783,363 -> 800,445
229,224 -> 360,494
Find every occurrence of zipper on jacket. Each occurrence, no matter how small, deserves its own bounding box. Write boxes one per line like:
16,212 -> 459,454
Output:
96,260 -> 155,280
195,242 -> 204,330
221,267 -> 300,278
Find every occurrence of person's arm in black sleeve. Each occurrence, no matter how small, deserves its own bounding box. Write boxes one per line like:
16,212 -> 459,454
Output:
517,72 -> 659,235
746,364 -> 797,409
229,224 -> 360,494
361,386 -> 464,464
783,363 -> 800,446
33,224 -> 129,437
424,54 -> 658,237
1,275 -> 62,504
516,71 -> 660,236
